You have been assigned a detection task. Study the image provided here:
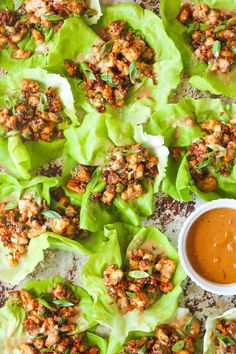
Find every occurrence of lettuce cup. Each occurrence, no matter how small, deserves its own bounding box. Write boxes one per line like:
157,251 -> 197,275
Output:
0,276 -> 107,354
0,0 -> 101,72
0,173 -> 98,285
161,0 -> 236,97
46,4 -> 183,115
147,98 -> 236,201
204,308 -> 236,354
62,111 -> 169,232
0,68 -> 78,180
107,308 -> 202,354
80,223 -> 186,341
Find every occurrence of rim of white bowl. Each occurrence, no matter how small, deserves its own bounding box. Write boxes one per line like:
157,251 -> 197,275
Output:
178,198 -> 236,296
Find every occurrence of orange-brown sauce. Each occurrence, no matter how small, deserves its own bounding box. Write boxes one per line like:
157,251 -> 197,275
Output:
186,208 -> 236,284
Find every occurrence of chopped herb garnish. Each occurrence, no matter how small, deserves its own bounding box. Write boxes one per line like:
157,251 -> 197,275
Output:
14,0 -> 24,10
40,348 -> 55,353
125,291 -> 137,298
212,40 -> 221,58
39,93 -> 48,112
41,210 -> 62,219
214,18 -> 232,33
34,333 -> 46,339
185,316 -> 193,333
129,60 -> 140,84
100,40 -> 113,56
231,46 -> 236,55
128,270 -> 150,279
79,62 -> 96,80
37,298 -> 55,310
218,335 -> 236,347
101,72 -> 115,87
187,22 -> 199,35
44,14 -> 64,21
172,340 -> 186,352
52,299 -> 75,307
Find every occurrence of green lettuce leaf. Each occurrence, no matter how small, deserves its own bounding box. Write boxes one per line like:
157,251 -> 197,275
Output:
0,276 -> 107,354
0,0 -> 101,72
63,111 -> 169,232
147,98 -> 236,201
0,174 -> 93,285
161,0 -> 236,97
46,4 -> 182,114
108,308 -> 201,353
204,308 -> 236,354
0,68 -> 77,179
80,223 -> 186,343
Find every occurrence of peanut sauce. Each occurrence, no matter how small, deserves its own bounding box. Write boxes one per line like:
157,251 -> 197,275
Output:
186,208 -> 236,284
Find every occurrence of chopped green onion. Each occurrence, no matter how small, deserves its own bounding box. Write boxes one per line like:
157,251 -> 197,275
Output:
41,210 -> 62,219
52,299 -> 75,307
212,40 -> 221,58
172,340 -> 185,352
128,270 -> 150,279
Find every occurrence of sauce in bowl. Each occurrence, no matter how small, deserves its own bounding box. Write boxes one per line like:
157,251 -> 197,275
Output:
186,208 -> 236,284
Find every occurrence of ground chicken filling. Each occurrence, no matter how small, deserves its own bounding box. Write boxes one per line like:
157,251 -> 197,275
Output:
121,318 -> 201,354
171,118 -> 236,193
0,0 -> 96,59
0,188 -> 81,266
10,283 -> 100,354
103,248 -> 176,313
215,319 -> 236,353
0,79 -> 66,142
66,144 -> 158,204
65,20 -> 155,111
178,3 -> 236,73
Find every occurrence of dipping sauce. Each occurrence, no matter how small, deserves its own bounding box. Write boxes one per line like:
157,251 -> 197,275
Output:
186,208 -> 236,284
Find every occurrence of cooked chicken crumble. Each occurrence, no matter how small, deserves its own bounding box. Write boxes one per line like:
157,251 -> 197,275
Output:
65,20 -> 155,111
10,283 -> 100,354
215,319 -> 236,353
0,0 -> 97,59
178,3 -> 236,73
171,118 -> 236,193
66,144 -> 158,204
121,318 -> 201,353
103,248 -> 176,313
0,79 -> 65,142
0,189 -> 81,266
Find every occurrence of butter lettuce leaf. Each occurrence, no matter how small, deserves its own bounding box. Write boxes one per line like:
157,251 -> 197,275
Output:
107,308 -> 202,353
0,1 -> 101,72
0,174 -> 93,285
147,98 -> 236,201
46,4 -> 182,115
0,68 -> 77,179
0,276 -> 107,354
204,308 -> 236,354
80,223 -> 186,342
161,0 -> 236,97
63,111 -> 169,232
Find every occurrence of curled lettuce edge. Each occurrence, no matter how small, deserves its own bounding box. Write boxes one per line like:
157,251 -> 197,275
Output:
0,276 -> 107,354
147,97 -> 236,201
204,308 -> 236,354
0,67 -> 78,179
63,111 -> 169,232
80,223 -> 186,343
161,0 -> 236,97
46,3 -> 183,114
0,174 -> 93,285
107,307 -> 202,353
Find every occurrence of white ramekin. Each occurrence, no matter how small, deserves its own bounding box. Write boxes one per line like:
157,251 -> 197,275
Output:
178,199 -> 236,296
